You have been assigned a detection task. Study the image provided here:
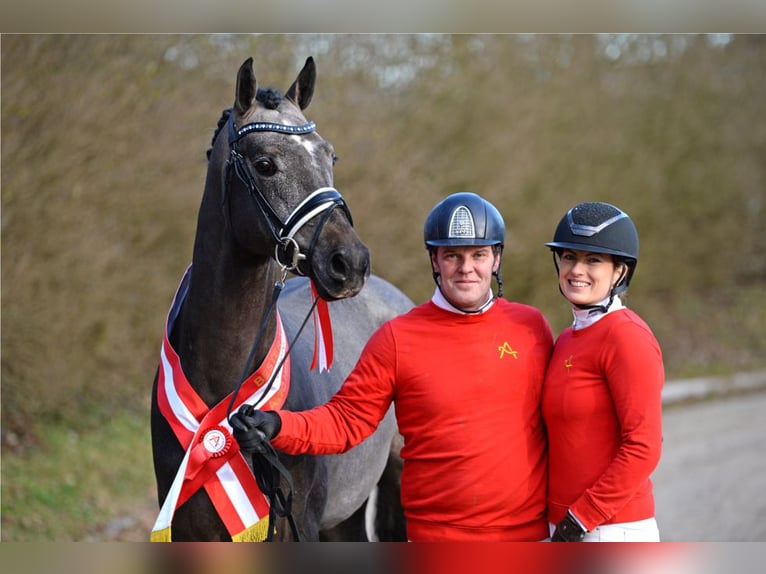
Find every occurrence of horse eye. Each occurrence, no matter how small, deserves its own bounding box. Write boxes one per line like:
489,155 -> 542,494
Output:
253,158 -> 277,176
332,154 -> 339,166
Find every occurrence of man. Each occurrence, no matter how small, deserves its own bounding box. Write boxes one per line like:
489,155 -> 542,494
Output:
231,192 -> 553,541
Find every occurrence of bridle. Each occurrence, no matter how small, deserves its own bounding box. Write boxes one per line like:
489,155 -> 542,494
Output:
223,113 -> 351,416
223,113 -> 355,541
225,114 -> 353,275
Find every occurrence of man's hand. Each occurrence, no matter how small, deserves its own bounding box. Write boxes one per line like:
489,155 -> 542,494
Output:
551,512 -> 587,542
229,405 -> 282,454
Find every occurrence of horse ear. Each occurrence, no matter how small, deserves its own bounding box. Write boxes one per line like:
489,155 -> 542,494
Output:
235,57 -> 258,115
285,57 -> 316,110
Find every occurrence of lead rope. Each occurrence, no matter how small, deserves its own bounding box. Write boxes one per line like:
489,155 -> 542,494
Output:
224,266 -> 320,542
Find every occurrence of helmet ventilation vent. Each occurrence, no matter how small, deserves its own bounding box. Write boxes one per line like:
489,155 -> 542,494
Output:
568,203 -> 627,237
448,206 -> 476,239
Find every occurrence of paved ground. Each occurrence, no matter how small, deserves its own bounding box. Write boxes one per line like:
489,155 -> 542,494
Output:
654,390 -> 766,541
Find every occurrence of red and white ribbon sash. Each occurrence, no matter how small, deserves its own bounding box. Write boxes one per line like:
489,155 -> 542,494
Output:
151,266 -> 290,542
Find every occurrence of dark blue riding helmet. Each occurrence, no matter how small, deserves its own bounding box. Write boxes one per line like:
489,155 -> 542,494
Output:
424,192 -> 505,248
424,192 -> 506,302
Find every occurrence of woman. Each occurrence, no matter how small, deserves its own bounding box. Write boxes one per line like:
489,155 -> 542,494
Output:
543,201 -> 664,542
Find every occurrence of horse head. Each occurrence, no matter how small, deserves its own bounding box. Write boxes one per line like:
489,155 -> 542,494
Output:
211,57 -> 370,301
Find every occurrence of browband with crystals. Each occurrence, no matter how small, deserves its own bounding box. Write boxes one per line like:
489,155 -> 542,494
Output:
231,120 -> 316,142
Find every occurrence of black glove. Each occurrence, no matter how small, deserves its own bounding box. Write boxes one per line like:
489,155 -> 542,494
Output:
229,404 -> 282,455
551,512 -> 587,542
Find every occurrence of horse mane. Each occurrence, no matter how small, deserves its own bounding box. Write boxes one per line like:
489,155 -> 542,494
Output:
207,108 -> 232,159
206,88 -> 286,160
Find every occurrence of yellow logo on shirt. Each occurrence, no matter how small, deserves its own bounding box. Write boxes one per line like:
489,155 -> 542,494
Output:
564,355 -> 573,371
498,342 -> 519,359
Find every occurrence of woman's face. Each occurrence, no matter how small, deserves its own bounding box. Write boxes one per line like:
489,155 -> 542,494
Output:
557,249 -> 625,306
431,245 -> 500,311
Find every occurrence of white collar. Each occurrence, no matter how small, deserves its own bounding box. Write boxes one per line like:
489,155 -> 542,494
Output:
571,296 -> 624,330
432,287 -> 496,315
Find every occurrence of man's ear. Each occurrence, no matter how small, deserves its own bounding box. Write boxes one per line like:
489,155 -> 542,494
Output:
493,248 -> 502,272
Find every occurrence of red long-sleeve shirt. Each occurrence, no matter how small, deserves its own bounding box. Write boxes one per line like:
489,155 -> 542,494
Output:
542,308 -> 664,531
273,298 -> 553,541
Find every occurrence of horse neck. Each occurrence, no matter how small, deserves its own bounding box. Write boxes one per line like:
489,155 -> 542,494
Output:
173,213 -> 281,408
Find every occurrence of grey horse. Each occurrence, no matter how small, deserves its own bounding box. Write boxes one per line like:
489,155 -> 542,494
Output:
150,56 -> 413,541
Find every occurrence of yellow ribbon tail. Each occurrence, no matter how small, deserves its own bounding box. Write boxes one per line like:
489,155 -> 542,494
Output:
150,527 -> 173,542
150,519 -> 272,542
231,516 -> 272,542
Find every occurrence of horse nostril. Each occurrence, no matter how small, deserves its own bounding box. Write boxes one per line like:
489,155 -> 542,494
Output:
330,251 -> 349,281
326,247 -> 369,287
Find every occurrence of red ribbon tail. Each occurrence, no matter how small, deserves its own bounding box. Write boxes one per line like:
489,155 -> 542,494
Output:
310,280 -> 333,372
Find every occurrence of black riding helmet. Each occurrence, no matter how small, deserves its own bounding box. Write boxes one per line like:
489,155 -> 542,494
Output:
546,201 -> 639,301
424,192 -> 506,304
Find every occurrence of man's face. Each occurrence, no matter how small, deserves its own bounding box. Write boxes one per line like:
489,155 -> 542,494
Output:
431,245 -> 499,311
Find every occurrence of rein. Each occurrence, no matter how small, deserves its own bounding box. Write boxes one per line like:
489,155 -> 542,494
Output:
224,271 -> 319,541
222,114 -> 350,541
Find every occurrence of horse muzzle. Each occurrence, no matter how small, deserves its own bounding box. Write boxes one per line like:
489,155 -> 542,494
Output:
310,241 -> 371,301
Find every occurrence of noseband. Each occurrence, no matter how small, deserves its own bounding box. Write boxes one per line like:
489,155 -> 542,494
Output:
226,115 -> 353,274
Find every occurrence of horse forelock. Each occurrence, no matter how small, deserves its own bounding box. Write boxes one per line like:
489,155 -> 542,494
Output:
206,86 -> 304,159
257,87 -> 284,110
